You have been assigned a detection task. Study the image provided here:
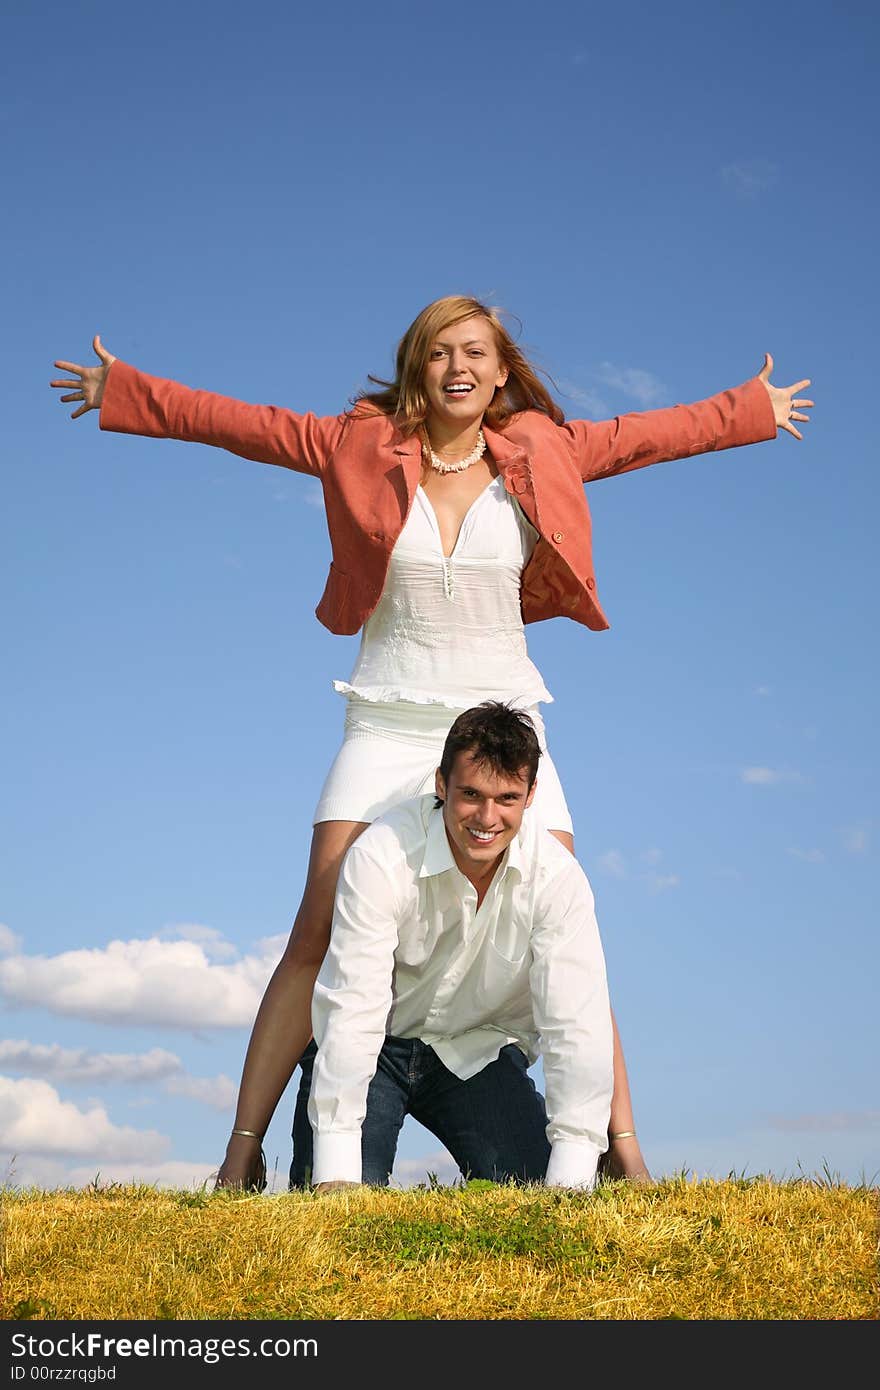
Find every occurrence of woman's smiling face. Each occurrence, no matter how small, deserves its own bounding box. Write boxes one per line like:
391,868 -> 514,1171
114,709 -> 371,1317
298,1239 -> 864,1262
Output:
422,316 -> 509,435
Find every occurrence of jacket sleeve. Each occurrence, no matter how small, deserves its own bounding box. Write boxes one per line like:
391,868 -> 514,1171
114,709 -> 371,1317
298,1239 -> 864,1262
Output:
563,377 -> 777,484
99,360 -> 344,477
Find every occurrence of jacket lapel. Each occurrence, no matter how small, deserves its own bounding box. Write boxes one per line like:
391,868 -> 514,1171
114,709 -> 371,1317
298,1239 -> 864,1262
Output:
391,433 -> 423,524
483,424 -> 538,526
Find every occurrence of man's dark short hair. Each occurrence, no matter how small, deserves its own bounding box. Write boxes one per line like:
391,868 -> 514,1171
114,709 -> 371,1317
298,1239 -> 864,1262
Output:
435,702 -> 541,805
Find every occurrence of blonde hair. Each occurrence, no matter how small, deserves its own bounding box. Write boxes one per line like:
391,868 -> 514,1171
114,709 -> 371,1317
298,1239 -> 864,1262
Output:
356,295 -> 565,433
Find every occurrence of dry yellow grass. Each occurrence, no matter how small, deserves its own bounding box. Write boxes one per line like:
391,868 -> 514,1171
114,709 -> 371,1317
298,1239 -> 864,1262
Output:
2,1177 -> 877,1321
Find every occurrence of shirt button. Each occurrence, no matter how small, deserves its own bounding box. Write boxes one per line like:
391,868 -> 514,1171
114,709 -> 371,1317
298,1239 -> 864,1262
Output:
552,530 -> 564,543
586,576 -> 595,590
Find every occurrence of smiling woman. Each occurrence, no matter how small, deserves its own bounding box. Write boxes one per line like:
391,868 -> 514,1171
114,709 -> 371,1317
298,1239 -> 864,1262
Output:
50,293 -> 813,1192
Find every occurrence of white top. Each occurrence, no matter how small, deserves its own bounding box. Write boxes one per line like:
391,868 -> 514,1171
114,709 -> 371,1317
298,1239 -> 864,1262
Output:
309,794 -> 614,1190
334,475 -> 553,709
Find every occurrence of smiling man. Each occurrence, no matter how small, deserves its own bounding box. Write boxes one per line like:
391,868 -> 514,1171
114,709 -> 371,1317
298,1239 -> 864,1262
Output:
290,702 -> 615,1193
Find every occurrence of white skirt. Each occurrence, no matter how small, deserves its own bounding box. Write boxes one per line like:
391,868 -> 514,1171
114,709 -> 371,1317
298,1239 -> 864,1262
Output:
313,697 -> 574,833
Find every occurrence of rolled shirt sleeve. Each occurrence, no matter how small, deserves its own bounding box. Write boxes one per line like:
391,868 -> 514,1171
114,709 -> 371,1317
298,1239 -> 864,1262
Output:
309,832 -> 403,1185
528,857 -> 614,1191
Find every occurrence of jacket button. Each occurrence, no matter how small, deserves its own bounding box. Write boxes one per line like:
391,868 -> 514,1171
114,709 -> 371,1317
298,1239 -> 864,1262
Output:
514,477 -> 527,494
586,577 -> 595,590
552,530 -> 564,543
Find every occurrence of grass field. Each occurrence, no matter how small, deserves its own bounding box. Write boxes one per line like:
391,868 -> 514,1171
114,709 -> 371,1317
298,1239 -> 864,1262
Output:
2,1174 -> 877,1321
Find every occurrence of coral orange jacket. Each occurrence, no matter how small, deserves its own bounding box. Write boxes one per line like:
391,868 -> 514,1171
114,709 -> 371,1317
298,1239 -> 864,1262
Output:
100,362 -> 776,635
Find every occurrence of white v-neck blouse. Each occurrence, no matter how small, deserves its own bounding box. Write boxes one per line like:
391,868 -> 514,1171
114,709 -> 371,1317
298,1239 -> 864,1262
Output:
333,475 -> 553,709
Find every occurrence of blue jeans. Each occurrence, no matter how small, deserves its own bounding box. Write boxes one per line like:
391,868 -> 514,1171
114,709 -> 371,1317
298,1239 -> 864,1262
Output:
289,1036 -> 552,1188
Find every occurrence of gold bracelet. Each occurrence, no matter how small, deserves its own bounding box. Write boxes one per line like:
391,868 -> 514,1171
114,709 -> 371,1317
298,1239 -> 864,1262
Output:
231,1127 -> 262,1141
609,1130 -> 637,1140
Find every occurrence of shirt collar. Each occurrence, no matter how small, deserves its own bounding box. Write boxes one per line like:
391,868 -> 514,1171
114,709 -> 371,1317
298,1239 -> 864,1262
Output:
419,804 -> 525,884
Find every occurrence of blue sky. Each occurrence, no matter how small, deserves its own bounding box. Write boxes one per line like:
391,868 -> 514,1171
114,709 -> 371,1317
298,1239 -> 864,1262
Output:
2,0 -> 877,1191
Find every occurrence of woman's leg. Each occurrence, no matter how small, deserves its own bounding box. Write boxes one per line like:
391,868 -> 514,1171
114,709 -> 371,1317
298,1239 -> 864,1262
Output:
550,828 -> 652,1184
215,818 -> 368,1189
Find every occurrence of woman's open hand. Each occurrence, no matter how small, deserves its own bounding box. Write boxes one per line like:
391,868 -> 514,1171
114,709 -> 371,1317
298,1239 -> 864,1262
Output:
51,335 -> 116,418
758,353 -> 814,440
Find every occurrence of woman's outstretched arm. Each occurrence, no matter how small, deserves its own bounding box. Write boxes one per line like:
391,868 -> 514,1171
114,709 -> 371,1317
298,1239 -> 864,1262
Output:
51,337 -> 342,476
566,354 -> 813,484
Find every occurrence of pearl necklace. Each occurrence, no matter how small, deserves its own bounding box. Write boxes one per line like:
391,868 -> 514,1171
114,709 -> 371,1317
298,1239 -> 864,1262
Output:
425,429 -> 487,475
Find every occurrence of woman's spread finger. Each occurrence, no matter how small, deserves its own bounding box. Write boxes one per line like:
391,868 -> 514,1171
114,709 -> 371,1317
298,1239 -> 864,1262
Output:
60,392 -> 84,403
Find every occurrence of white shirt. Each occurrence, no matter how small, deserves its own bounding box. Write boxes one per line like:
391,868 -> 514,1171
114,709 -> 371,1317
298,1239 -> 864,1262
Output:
309,794 -> 614,1190
333,476 -> 553,709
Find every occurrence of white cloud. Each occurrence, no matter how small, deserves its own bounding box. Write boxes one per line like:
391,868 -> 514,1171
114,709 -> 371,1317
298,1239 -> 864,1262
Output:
5,1134 -> 458,1189
156,923 -> 239,961
842,826 -> 869,854
721,160 -> 778,199
1,1153 -> 219,1192
764,1110 -> 880,1134
597,362 -> 667,408
391,1149 -> 460,1188
0,1041 -> 181,1084
597,849 -> 626,878
163,1073 -> 238,1110
741,767 -> 779,784
555,378 -> 609,417
648,873 -> 680,893
741,766 -> 802,785
0,1076 -> 168,1161
558,365 -> 668,415
0,1041 -> 235,1112
0,930 -> 285,1029
787,847 -> 825,864
0,924 -> 22,956
596,850 -> 679,890
63,1159 -> 220,1189
755,685 -> 771,697
273,479 -> 324,510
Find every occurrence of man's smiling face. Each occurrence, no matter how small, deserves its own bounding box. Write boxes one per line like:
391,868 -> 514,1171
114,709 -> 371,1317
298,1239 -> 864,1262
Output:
435,749 -> 536,884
